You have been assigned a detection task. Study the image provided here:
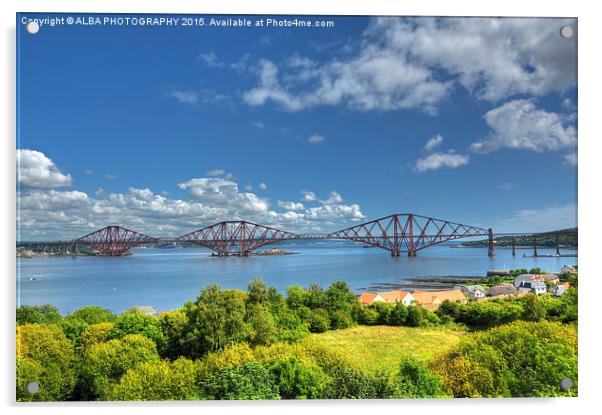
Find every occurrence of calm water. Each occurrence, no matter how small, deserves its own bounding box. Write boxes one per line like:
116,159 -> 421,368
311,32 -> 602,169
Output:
17,241 -> 577,314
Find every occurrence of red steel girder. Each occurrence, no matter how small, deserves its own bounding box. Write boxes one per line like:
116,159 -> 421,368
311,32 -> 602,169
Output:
328,213 -> 488,255
177,221 -> 298,256
75,225 -> 158,256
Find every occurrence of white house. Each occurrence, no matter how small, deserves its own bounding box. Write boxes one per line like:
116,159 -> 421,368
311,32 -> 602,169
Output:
518,281 -> 547,295
462,285 -> 486,301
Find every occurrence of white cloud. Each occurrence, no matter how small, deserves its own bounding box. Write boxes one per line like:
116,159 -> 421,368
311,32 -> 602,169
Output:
167,89 -> 198,104
243,17 -> 576,113
497,204 -> 577,233
253,121 -> 265,129
277,201 -> 305,211
308,134 -> 325,144
470,99 -> 577,154
17,149 -> 72,189
424,134 -> 443,151
414,151 -> 470,172
301,191 -> 318,202
258,182 -> 268,190
499,182 -> 516,190
322,191 -> 343,204
104,174 -> 118,180
206,169 -> 225,177
563,152 -> 577,166
84,169 -> 93,176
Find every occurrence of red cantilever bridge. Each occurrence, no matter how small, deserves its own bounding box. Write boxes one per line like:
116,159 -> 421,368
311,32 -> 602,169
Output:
60,213 -> 494,257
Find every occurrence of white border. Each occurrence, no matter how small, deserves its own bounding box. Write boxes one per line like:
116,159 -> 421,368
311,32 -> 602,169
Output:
2,1 -> 601,414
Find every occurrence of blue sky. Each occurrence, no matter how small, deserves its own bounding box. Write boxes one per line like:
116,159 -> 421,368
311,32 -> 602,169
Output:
17,14 -> 577,239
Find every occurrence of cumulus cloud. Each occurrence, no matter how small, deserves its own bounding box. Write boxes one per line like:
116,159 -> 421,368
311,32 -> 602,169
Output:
301,191 -> 318,202
277,201 -> 305,211
424,134 -> 443,151
470,99 -> 577,154
17,149 -> 72,189
258,182 -> 268,190
499,182 -> 516,190
243,17 -> 576,113
414,151 -> 470,172
206,169 -> 225,177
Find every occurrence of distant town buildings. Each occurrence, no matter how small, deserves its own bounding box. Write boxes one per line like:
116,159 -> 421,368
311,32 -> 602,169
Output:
485,284 -> 518,298
357,289 -> 466,310
461,285 -> 486,300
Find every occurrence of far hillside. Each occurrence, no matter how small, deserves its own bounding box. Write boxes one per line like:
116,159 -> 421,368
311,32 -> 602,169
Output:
460,228 -> 577,248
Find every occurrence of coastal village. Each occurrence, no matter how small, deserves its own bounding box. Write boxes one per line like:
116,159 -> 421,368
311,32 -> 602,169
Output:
358,265 -> 577,310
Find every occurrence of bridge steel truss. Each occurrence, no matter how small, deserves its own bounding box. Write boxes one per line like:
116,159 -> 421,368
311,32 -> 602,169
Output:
27,214 -> 577,257
329,214 -> 490,256
75,225 -> 159,256
177,221 -> 299,256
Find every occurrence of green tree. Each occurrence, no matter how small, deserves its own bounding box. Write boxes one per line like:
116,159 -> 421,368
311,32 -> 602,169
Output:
156,310 -> 188,359
286,285 -> 307,310
78,322 -> 114,351
309,308 -> 330,333
60,318 -> 89,344
16,324 -> 76,401
198,362 -> 280,400
66,306 -> 115,324
107,358 -> 197,401
107,309 -> 161,344
266,356 -> 329,399
246,303 -> 277,346
389,302 -> 409,326
247,278 -> 270,305
523,293 -> 546,321
395,357 -> 446,398
182,285 -> 249,357
431,321 -> 578,397
17,305 -> 62,325
78,334 -> 159,400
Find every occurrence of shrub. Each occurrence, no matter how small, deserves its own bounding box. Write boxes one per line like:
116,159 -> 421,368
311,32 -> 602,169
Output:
17,305 -> 62,325
107,358 -> 197,401
16,324 -> 76,401
522,293 -> 546,321
78,334 -> 159,400
198,362 -> 280,400
431,321 -> 578,397
389,302 -> 409,326
265,356 -> 329,399
329,309 -> 354,330
309,308 -> 330,333
395,357 -> 447,398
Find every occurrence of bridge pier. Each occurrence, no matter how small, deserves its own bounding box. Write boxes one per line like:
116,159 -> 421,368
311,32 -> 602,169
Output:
555,234 -> 560,255
391,250 -> 400,257
533,235 -> 538,257
487,228 -> 495,257
511,236 -> 516,257
407,250 -> 416,257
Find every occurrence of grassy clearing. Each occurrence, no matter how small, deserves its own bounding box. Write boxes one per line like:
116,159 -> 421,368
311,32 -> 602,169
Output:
307,325 -> 466,374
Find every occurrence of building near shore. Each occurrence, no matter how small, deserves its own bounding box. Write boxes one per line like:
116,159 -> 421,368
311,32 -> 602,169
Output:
358,290 -> 415,306
462,285 -> 486,301
486,284 -> 518,298
514,274 -> 545,287
358,292 -> 385,305
412,289 -> 467,310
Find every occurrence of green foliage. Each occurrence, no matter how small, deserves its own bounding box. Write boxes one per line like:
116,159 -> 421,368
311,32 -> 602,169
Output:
156,310 -> 188,359
107,310 -> 161,344
522,293 -> 546,321
265,356 -> 329,399
182,285 -> 249,357
16,324 -> 76,401
389,302 -> 409,326
309,308 -> 330,333
437,299 -> 523,328
78,322 -> 114,351
405,306 -> 437,327
369,302 -> 394,324
60,318 -> 89,344
246,304 -> 277,346
431,321 -> 578,397
17,304 -> 62,326
395,357 -> 447,398
357,305 -> 379,325
78,334 -> 159,400
66,306 -> 115,325
107,358 -> 197,401
198,362 -> 280,400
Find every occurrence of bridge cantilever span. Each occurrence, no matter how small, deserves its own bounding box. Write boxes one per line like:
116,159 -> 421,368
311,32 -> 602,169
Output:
177,220 -> 298,256
75,225 -> 158,256
329,213 -> 490,256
